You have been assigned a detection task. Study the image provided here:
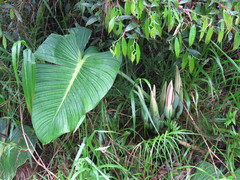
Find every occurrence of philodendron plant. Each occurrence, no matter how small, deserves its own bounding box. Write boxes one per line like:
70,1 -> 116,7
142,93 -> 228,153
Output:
22,27 -> 122,144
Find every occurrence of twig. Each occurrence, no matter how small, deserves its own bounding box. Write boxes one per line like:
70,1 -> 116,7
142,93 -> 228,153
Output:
184,105 -> 230,173
47,133 -> 71,169
178,140 -> 206,154
19,106 -> 58,179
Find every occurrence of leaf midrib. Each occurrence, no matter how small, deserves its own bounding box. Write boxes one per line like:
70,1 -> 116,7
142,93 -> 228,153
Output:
52,57 -> 85,122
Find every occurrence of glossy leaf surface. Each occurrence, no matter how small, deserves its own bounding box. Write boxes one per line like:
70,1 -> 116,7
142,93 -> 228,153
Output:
33,27 -> 121,143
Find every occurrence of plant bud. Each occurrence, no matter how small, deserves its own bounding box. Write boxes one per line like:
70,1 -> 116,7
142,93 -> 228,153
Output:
159,81 -> 167,114
150,85 -> 160,129
165,80 -> 174,119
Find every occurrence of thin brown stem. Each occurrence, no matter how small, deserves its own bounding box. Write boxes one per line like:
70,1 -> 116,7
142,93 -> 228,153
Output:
19,105 -> 58,179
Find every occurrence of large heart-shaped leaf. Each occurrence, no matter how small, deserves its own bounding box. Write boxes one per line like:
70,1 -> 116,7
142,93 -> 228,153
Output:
33,27 -> 121,144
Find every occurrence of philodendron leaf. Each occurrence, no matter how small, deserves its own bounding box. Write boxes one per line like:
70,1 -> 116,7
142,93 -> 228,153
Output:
33,27 -> 122,144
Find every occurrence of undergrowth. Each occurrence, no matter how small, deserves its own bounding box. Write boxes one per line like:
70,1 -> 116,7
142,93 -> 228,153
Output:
0,0 -> 239,180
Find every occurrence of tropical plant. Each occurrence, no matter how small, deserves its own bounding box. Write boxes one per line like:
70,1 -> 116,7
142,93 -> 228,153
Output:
135,66 -> 184,133
0,0 -> 239,179
23,27 -> 122,144
75,0 -> 240,64
0,38 -> 37,180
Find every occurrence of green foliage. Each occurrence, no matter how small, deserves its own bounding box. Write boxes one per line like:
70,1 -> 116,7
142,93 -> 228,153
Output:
0,123 -> 37,180
31,27 -> 121,143
66,138 -> 110,180
0,0 -> 239,179
189,25 -> 196,47
76,0 -> 239,63
191,161 -> 220,180
133,66 -> 184,133
0,37 -> 37,180
22,49 -> 36,115
192,160 -> 240,180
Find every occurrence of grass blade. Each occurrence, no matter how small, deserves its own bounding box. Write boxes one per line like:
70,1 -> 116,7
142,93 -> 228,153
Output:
211,41 -> 240,72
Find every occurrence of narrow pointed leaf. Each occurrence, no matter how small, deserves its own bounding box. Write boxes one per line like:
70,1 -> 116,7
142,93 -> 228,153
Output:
136,43 -> 140,63
2,35 -> 7,49
182,52 -> 189,69
86,16 -> 98,26
127,39 -> 134,61
125,22 -> 138,32
124,1 -> 131,15
150,26 -> 157,39
9,9 -> 14,19
130,1 -> 136,15
189,25 -> 196,46
138,0 -> 144,18
235,16 -> 240,26
144,19 -> 150,40
116,22 -> 123,36
174,37 -> 180,58
217,30 -> 225,43
200,19 -> 208,41
114,41 -> 121,58
121,38 -> 127,57
223,10 -> 233,31
168,13 -> 175,32
108,17 -> 115,34
205,27 -> 214,44
233,32 -> 240,50
189,56 -> 195,73
218,21 -> 225,43
168,9 -> 174,32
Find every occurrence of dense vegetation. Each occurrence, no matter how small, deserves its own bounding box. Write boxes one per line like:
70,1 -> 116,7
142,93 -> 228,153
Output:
0,0 -> 239,179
